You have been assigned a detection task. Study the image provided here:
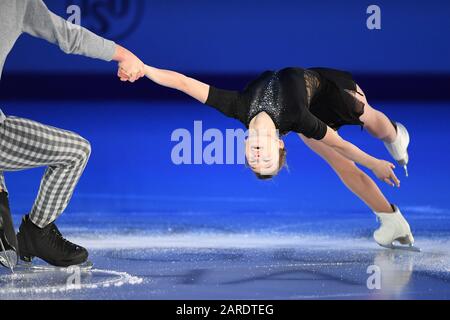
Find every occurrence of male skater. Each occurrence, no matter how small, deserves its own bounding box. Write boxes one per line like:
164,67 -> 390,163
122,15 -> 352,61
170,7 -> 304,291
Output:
0,0 -> 145,270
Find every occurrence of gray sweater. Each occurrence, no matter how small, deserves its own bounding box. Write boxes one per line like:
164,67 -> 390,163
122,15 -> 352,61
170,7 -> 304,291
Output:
0,0 -> 117,109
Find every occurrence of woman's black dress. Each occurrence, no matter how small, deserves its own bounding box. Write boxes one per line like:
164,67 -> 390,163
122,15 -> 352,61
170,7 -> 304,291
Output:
205,67 -> 365,140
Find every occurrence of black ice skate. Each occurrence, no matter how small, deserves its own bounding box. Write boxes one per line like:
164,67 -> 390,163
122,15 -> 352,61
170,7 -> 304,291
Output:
0,192 -> 19,272
17,215 -> 89,268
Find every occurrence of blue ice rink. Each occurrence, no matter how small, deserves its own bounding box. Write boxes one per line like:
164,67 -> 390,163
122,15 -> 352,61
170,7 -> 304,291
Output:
0,100 -> 450,299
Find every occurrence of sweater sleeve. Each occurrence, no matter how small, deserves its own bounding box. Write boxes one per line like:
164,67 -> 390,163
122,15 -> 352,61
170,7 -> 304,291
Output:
205,86 -> 241,119
21,0 -> 116,61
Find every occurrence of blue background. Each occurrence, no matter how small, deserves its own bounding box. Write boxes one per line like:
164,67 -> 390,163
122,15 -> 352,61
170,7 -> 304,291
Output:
1,1 -> 450,301
1,0 -> 449,220
4,0 -> 450,74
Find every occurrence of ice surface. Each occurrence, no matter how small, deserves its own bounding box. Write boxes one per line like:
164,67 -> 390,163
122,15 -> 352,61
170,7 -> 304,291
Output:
1,101 -> 449,300
1,205 -> 449,300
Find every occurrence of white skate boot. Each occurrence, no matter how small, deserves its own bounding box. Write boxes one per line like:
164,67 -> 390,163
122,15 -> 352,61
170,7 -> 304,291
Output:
384,122 -> 410,177
374,205 -> 420,252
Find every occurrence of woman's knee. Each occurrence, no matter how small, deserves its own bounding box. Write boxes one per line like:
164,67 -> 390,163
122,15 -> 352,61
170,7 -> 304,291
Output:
359,103 -> 378,127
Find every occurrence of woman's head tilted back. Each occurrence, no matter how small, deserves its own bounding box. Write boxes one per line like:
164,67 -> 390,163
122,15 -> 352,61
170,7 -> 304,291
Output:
245,127 -> 287,179
243,70 -> 290,179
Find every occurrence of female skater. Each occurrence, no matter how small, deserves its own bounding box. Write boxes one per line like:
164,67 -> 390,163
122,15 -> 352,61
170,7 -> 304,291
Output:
125,65 -> 417,251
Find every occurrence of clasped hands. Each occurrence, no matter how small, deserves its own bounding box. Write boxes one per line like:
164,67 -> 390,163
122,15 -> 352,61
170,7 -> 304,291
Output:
113,45 -> 146,83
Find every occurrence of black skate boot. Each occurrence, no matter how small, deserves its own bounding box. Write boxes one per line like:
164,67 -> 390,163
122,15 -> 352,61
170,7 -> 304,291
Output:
0,192 -> 18,272
17,215 -> 89,268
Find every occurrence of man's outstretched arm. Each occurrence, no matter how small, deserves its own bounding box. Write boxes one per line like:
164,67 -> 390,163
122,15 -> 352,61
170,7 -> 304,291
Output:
21,0 -> 144,81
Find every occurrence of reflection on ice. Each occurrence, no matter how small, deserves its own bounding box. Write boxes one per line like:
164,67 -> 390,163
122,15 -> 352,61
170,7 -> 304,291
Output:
0,264 -> 143,297
1,203 -> 450,300
0,232 -> 449,300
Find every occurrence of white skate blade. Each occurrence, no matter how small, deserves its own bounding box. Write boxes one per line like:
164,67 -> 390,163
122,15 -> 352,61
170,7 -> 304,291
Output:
0,239 -> 16,273
17,260 -> 94,272
0,250 -> 17,273
380,243 -> 421,253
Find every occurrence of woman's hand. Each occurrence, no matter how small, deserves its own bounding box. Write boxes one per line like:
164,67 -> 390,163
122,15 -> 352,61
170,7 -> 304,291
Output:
370,159 -> 400,187
322,129 -> 401,188
112,45 -> 145,83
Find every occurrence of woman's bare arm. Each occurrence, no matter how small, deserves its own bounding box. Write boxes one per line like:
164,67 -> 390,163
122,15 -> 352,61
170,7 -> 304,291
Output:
321,127 -> 400,187
142,65 -> 210,104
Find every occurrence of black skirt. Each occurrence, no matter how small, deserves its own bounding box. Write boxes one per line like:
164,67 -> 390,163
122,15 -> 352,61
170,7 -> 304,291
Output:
308,68 -> 365,131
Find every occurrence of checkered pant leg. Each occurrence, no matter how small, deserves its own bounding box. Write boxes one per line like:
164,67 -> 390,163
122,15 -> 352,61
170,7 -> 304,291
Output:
0,117 -> 91,228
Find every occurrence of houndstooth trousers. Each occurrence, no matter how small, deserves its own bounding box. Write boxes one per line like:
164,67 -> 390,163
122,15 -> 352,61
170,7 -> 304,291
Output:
0,115 -> 91,228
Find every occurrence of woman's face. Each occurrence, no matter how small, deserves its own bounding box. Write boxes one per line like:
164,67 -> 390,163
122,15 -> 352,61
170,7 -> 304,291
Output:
245,130 -> 284,176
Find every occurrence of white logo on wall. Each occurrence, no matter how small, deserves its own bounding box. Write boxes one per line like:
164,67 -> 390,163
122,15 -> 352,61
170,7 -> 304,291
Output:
367,5 -> 382,30
366,265 -> 381,290
65,0 -> 145,41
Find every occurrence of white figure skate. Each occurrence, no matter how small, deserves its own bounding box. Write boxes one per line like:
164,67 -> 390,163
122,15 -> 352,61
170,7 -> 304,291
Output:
384,122 -> 410,177
374,205 -> 421,252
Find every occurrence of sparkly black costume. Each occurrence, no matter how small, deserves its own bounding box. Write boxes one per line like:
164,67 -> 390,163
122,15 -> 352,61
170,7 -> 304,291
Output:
205,67 -> 365,140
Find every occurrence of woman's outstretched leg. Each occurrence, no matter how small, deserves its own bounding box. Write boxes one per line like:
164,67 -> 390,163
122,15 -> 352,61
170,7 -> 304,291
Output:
361,104 -> 398,143
300,134 -> 416,249
299,134 -> 393,213
350,85 -> 397,143
353,85 -> 410,176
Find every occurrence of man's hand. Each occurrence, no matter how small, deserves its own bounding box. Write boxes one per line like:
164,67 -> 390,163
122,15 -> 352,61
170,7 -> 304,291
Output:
370,159 -> 400,187
112,45 -> 145,83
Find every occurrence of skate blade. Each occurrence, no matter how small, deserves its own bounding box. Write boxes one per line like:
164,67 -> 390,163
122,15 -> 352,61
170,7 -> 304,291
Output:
0,239 -> 17,273
380,244 -> 421,253
397,158 -> 409,177
0,250 -> 18,272
17,260 -> 94,272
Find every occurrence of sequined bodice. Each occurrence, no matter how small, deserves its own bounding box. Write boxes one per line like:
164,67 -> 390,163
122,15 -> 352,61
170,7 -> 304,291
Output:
246,70 -> 322,130
247,72 -> 283,127
205,67 -> 332,140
